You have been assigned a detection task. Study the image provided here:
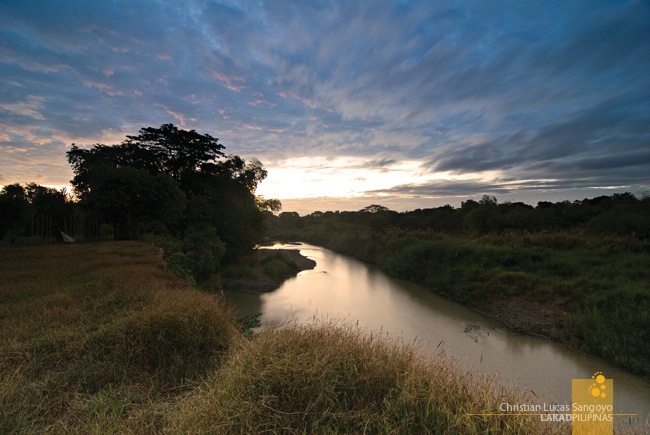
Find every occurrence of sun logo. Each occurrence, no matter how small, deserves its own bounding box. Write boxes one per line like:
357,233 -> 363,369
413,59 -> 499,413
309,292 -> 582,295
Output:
589,372 -> 607,399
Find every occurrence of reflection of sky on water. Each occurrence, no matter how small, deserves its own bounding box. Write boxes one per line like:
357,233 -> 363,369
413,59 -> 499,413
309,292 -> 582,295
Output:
226,244 -> 650,424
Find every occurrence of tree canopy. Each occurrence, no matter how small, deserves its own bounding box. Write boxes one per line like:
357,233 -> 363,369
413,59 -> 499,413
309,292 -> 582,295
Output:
69,124 -> 226,193
66,123 -> 276,259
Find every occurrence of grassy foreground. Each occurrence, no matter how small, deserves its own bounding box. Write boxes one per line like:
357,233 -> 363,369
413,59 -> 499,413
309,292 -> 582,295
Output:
1,241 -> 562,433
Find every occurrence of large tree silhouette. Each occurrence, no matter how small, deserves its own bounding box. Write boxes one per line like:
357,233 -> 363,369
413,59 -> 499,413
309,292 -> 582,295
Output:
67,124 -> 270,257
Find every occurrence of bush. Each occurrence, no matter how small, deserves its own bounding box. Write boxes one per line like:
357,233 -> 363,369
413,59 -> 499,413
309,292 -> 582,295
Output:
148,226 -> 226,284
261,251 -> 299,282
181,226 -> 226,282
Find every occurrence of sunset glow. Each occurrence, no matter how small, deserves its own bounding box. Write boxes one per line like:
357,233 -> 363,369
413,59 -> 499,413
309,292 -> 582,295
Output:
257,158 -> 427,199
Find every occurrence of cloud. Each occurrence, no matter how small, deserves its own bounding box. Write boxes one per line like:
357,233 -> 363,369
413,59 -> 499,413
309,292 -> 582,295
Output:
430,93 -> 650,179
0,0 -> 648,208
359,158 -> 400,170
0,96 -> 47,120
368,176 -> 644,200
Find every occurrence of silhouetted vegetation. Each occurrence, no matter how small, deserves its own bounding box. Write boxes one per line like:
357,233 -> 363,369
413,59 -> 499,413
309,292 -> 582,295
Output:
267,194 -> 650,376
66,124 -> 269,259
1,124 -> 279,287
0,183 -> 73,243
271,193 -> 650,239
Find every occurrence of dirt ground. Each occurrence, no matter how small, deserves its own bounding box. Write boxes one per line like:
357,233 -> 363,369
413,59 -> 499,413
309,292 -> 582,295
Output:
475,294 -> 570,341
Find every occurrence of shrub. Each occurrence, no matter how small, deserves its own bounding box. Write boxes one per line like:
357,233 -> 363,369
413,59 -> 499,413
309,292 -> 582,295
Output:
148,227 -> 227,284
181,226 -> 226,282
261,251 -> 299,282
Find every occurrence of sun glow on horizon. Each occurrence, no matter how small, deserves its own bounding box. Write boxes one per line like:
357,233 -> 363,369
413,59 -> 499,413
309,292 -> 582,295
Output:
255,157 -> 426,200
255,156 -> 505,202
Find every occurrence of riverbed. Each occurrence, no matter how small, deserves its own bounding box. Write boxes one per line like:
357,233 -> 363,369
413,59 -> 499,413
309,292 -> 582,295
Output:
225,243 -> 650,429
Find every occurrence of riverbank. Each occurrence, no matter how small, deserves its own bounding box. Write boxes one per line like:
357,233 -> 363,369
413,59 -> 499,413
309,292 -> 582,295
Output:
222,248 -> 316,293
3,241 -> 557,433
267,228 -> 650,377
476,293 -> 567,339
375,233 -> 649,377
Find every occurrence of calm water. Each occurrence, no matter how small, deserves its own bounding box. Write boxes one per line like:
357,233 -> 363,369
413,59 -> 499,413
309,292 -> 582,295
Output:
225,243 -> 650,426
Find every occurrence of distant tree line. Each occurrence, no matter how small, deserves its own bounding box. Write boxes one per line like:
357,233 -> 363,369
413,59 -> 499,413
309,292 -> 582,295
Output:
1,124 -> 281,282
0,183 -> 75,243
269,193 -> 650,239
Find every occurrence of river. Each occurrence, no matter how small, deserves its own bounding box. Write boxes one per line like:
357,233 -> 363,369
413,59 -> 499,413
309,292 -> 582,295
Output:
225,243 -> 649,429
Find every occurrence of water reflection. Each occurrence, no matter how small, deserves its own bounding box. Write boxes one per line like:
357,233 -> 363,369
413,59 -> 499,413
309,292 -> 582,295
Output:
224,243 -> 650,424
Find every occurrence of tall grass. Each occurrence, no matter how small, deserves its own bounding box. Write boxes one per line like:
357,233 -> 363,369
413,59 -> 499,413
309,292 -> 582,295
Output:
0,241 -> 238,433
170,322 -> 560,434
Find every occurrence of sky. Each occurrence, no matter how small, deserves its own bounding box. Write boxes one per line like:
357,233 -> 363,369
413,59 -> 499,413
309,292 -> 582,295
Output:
1,0 -> 649,214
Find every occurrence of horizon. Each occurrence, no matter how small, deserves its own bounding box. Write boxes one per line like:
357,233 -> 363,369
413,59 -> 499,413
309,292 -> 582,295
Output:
1,1 -> 649,212
4,179 -> 644,218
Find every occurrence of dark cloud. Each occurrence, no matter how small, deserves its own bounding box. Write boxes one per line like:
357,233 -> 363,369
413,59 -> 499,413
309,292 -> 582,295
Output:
430,93 -> 650,180
0,0 -> 648,206
369,175 -> 648,200
370,180 -> 512,198
359,159 -> 400,169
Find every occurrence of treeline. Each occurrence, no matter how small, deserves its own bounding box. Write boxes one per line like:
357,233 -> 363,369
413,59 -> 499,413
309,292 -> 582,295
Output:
0,183 -> 77,243
1,124 -> 280,284
270,193 -> 650,240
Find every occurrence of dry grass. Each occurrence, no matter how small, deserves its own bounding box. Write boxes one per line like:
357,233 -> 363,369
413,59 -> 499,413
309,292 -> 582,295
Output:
170,322 -> 563,434
0,241 -> 238,433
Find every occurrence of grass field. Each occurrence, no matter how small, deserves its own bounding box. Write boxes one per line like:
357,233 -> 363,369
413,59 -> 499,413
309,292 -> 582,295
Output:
1,241 -> 567,433
0,241 -> 238,433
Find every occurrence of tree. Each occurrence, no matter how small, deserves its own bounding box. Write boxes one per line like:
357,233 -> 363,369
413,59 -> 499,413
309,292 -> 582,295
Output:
360,204 -> 390,214
123,123 -> 226,183
466,195 -> 501,233
66,124 -> 274,257
188,173 -> 265,260
25,183 -> 68,216
0,184 -> 28,240
358,205 -> 399,231
67,124 -> 228,196
199,156 -> 267,193
25,183 -> 70,240
479,194 -> 498,205
257,197 -> 282,214
84,167 -> 186,239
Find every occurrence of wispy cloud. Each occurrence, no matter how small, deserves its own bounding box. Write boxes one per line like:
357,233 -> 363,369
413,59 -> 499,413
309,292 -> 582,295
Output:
0,0 -> 648,209
0,96 -> 47,120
